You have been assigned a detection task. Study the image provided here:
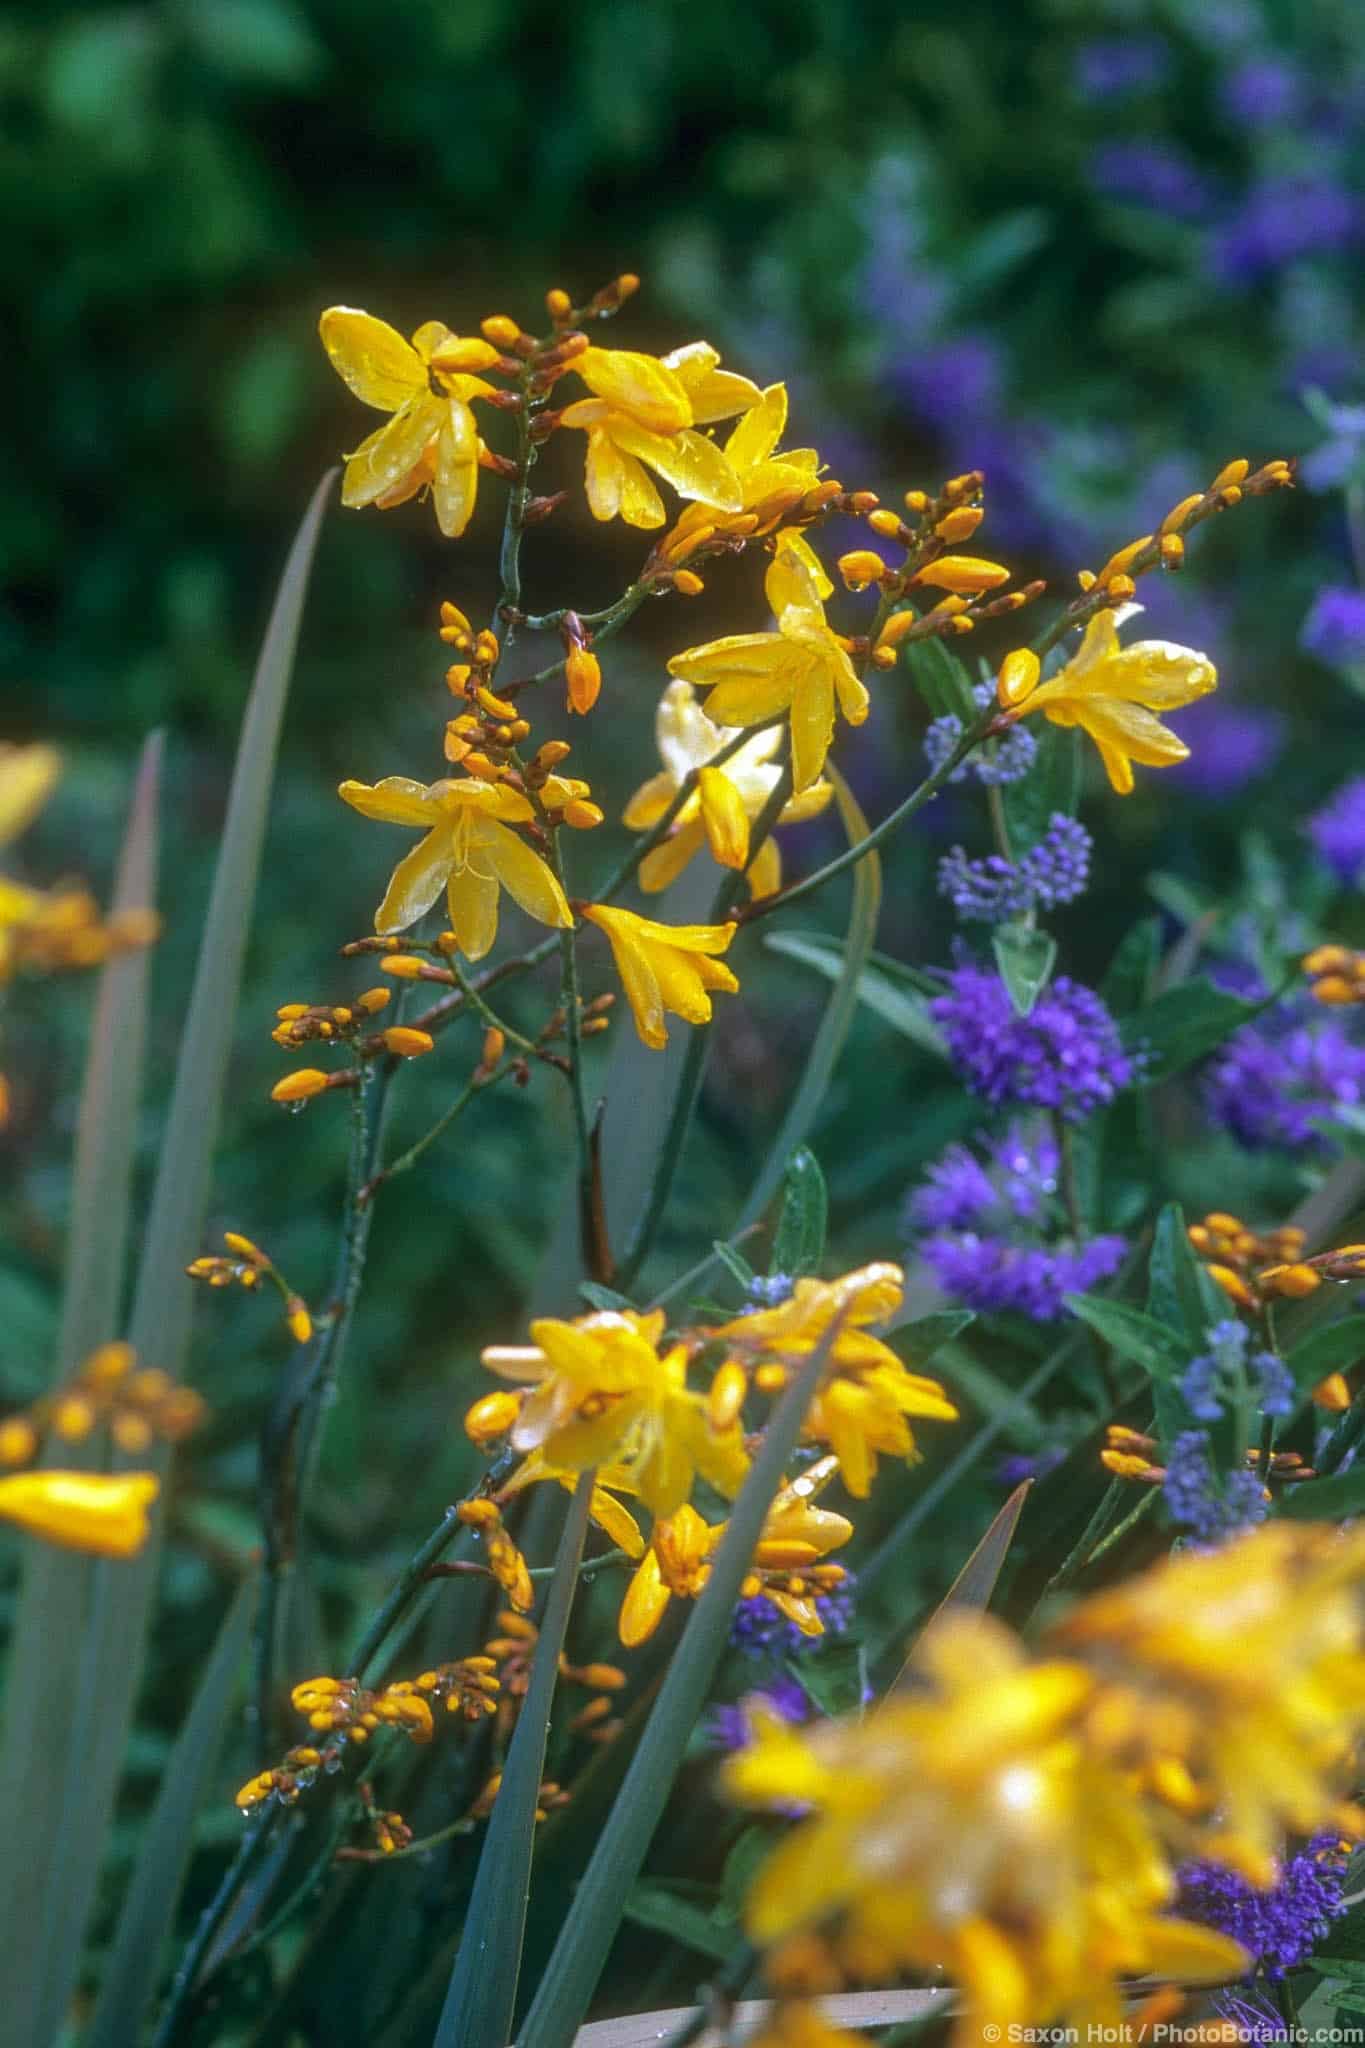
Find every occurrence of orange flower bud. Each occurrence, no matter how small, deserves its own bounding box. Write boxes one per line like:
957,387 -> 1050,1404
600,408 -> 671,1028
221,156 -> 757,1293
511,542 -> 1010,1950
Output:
1095,536 -> 1152,585
482,1027 -> 506,1068
271,1068 -> 330,1103
875,609 -> 919,649
566,647 -> 602,716
476,683 -> 518,720
380,954 -> 428,978
672,569 -> 704,595
535,740 -> 573,769
458,1498 -> 501,1529
912,555 -> 1010,595
382,1028 -> 434,1059
286,1297 -> 313,1345
1258,1263 -> 1322,1298
866,509 -> 903,539
0,1417 -> 39,1466
903,490 -> 931,514
708,1359 -> 748,1432
1211,458 -> 1249,491
1104,573 -> 1137,601
1159,533 -> 1184,570
1312,1372 -> 1352,1413
563,798 -> 604,829
934,505 -> 984,541
1206,1263 -> 1256,1307
464,1390 -> 521,1443
1311,976 -> 1360,1006
276,1002 -> 309,1020
355,987 -> 391,1014
997,647 -> 1041,709
1160,494 -> 1204,536
545,287 -> 572,320
481,315 -> 522,349
837,549 -> 890,591
439,600 -> 472,638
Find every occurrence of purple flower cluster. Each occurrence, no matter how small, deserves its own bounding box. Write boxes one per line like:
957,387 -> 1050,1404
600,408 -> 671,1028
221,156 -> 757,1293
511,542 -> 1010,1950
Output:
1301,588 -> 1365,670
1212,178 -> 1360,285
1178,1836 -> 1350,1979
938,815 -> 1092,924
930,964 -> 1136,1123
1181,1319 -> 1294,1422
1219,56 -> 1302,129
729,1577 -> 856,1658
1074,36 -> 1170,102
996,1446 -> 1067,1487
1204,1002 -> 1365,1152
746,1272 -> 795,1306
924,683 -> 1038,789
1166,699 -> 1285,798
907,1123 -> 1125,1322
1310,777 -> 1365,888
1163,1430 -> 1266,1544
706,1672 -> 810,1754
1089,140 -> 1214,221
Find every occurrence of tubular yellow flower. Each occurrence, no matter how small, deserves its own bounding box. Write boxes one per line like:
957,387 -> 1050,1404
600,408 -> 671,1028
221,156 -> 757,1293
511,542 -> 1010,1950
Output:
712,1265 -> 957,1497
623,679 -> 833,899
318,307 -> 500,537
1049,1520 -> 1365,1884
662,382 -> 824,558
0,1469 -> 158,1557
668,534 -> 869,793
482,1307 -> 749,1518
581,902 -> 740,1049
998,608 -> 1216,795
726,1612 -> 1244,2045
496,1450 -> 647,1561
0,742 -> 61,848
338,774 -> 573,956
559,342 -> 755,528
618,1502 -> 721,1646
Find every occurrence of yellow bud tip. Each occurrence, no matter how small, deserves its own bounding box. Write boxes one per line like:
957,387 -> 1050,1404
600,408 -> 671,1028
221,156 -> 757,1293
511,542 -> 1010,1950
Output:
286,1299 -> 313,1345
672,569 -> 704,595
382,1027 -> 435,1058
565,646 -> 602,716
1313,1372 -> 1352,1413
563,798 -> 605,829
223,1232 -> 265,1262
545,288 -> 572,319
934,505 -> 984,541
1211,458 -> 1250,491
355,987 -> 391,1014
1312,975 -> 1361,1006
1259,1262 -> 1322,1298
1206,1263 -> 1256,1308
271,1068 -> 330,1103
380,954 -> 427,978
480,315 -> 522,349
866,509 -> 903,539
912,554 -> 1010,595
837,549 -> 890,591
997,647 -> 1041,709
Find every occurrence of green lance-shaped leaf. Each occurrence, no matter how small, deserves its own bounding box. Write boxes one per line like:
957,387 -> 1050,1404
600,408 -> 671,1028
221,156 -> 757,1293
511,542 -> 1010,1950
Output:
905,635 -> 976,722
16,474 -> 331,2048
890,1479 -> 1032,1691
514,1317 -> 848,2048
763,932 -> 946,1057
1063,1295 -> 1191,1381
1286,1317 -> 1365,1399
433,1475 -> 594,2048
770,1148 -> 828,1279
1275,1465 -> 1365,1520
1120,977 -> 1261,1083
993,922 -> 1057,1018
87,1573 -> 259,2048
1002,722 -> 1081,859
736,763 -> 881,1230
0,732 -> 161,2048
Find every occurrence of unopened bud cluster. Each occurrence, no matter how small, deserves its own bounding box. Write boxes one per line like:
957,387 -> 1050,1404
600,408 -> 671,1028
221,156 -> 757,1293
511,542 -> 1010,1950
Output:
0,1340 -> 204,1468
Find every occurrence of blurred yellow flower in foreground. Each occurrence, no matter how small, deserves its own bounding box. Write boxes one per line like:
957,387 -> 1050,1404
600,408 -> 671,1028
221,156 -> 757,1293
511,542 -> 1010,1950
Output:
0,1469 -> 158,1557
319,307 -> 500,536
726,1611 -> 1246,2046
0,743 -> 61,847
581,903 -> 739,1049
483,1307 -> 749,1518
623,679 -> 833,898
559,342 -> 756,527
668,533 -> 868,792
997,608 -> 1215,795
338,774 -> 572,956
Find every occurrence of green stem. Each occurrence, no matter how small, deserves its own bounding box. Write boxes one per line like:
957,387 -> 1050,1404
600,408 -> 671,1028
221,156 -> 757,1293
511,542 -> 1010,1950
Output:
1043,1477 -> 1127,1596
150,1816 -> 276,2048
360,1064 -> 511,1204
1079,1483 -> 1158,1570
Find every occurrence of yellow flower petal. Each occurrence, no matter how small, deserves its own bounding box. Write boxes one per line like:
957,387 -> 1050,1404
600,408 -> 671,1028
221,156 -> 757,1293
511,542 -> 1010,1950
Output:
638,819 -> 707,892
0,744 -> 61,848
476,818 -> 574,931
619,1550 -> 671,1646
609,417 -> 744,513
581,425 -> 627,522
341,393 -> 446,507
746,834 -> 782,899
575,347 -> 692,434
432,396 -> 480,539
375,823 -> 455,933
0,1469 -> 159,1557
319,307 -> 425,411
788,664 -> 837,794
766,532 -> 832,612
338,776 -> 443,828
622,770 -> 677,831
698,767 -> 751,869
670,631 -> 792,686
725,383 -> 788,471
616,446 -> 667,528
446,862 -> 500,960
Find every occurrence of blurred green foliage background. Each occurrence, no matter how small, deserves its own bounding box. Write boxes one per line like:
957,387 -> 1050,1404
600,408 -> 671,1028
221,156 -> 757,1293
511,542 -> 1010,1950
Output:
4,2 -> 1365,2022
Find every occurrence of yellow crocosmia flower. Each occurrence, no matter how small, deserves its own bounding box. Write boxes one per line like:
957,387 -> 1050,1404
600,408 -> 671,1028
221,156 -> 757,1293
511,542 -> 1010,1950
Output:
497,1450 -> 647,1561
668,533 -> 867,793
0,1469 -> 158,1557
581,902 -> 739,1050
663,384 -> 825,561
318,307 -> 500,537
484,1308 -> 749,1519
726,1611 -> 1247,2048
1000,608 -> 1216,795
1050,1520 -> 1365,1884
619,1501 -> 722,1646
712,1265 -> 957,1497
337,775 -> 573,956
0,743 -> 61,847
560,342 -> 754,528
623,680 -> 833,899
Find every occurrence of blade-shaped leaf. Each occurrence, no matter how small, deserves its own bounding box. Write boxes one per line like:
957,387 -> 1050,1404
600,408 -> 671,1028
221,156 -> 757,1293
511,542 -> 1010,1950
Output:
515,1319 -> 847,2048
1121,978 -> 1261,1082
1286,1317 -> 1365,1397
891,1480 -> 1032,1690
1146,1202 -> 1227,1341
0,733 -> 161,2048
87,1573 -> 259,2048
21,473 -> 331,2048
1276,1466 -> 1365,1520
905,635 -> 976,721
433,1475 -> 593,2048
1002,722 -> 1080,858
1064,1295 -> 1191,1380
890,1309 -> 975,1363
993,923 -> 1056,1018
738,763 -> 881,1228
764,932 -> 946,1057
770,1148 -> 827,1279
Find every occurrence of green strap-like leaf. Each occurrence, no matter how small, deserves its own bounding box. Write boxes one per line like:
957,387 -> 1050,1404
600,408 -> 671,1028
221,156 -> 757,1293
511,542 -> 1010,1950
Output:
763,932 -> 946,1056
514,1318 -> 848,2048
1286,1317 -> 1365,1397
891,1480 -> 1032,1691
1121,977 -> 1261,1082
16,474 -> 331,2048
737,763 -> 881,1229
87,1574 -> 259,2048
770,1147 -> 828,1278
433,1475 -> 593,2048
1063,1295 -> 1190,1380
0,733 -> 161,2048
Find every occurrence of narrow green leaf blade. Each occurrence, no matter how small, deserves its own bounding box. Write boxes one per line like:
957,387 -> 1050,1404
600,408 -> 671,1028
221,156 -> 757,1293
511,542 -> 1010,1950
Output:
1276,1467 -> 1365,1520
0,734 -> 161,2048
1286,1317 -> 1365,1397
891,1309 -> 975,1364
1002,723 -> 1080,857
891,1480 -> 1032,1690
434,1475 -> 593,2048
738,764 -> 881,1227
87,1574 -> 259,2048
992,923 -> 1057,1017
1121,978 -> 1260,1082
1146,1202 -> 1226,1341
904,636 -> 976,720
764,932 -> 946,1056
25,473 -> 331,2048
515,1321 -> 847,2048
770,1148 -> 827,1278
1064,1295 -> 1191,1380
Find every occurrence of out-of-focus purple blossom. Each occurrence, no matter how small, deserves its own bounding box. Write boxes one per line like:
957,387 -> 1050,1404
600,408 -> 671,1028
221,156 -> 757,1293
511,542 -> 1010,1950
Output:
920,1231 -> 1127,1320
1181,1319 -> 1294,1421
1212,178 -> 1360,284
1204,1000 -> 1365,1152
1299,400 -> 1365,492
1213,1990 -> 1289,2040
931,964 -> 1136,1122
1166,698 -> 1286,796
1220,56 -> 1302,128
1179,1835 -> 1350,1978
1163,1430 -> 1266,1542
909,1122 -> 1059,1233
995,1446 -> 1067,1487
924,711 -> 1038,789
890,334 -> 1003,432
938,816 -> 1092,924
1301,587 -> 1365,670
746,1273 -> 795,1306
1089,140 -> 1214,221
1310,777 -> 1365,888
706,1673 -> 811,1753
730,1578 -> 856,1657
1074,36 -> 1170,100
